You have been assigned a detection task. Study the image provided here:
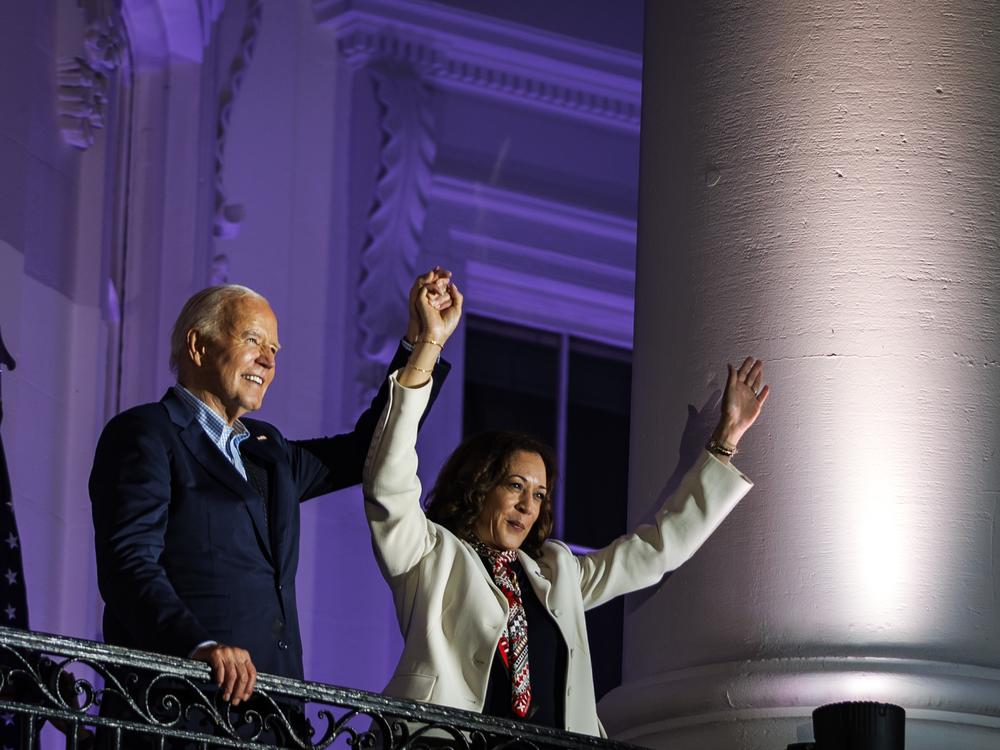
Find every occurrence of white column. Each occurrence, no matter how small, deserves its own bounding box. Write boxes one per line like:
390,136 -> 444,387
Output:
600,2 -> 1000,748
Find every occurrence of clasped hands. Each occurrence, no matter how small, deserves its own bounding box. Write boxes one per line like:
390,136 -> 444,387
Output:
405,266 -> 462,347
400,267 -> 463,387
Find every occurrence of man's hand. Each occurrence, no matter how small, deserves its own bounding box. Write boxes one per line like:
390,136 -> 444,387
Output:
406,267 -> 453,344
192,643 -> 257,705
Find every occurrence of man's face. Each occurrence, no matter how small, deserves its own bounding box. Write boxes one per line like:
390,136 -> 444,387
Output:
195,296 -> 279,423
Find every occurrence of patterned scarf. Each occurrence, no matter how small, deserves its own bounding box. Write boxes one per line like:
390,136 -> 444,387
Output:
471,539 -> 531,718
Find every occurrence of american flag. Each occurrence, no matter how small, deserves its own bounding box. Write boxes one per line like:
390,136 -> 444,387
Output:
0,346 -> 29,748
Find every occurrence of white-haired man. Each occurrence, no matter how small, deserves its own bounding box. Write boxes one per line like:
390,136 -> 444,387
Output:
90,270 -> 459,715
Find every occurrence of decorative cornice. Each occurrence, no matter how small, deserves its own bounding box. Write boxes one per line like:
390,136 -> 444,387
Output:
318,0 -> 641,133
57,12 -> 126,150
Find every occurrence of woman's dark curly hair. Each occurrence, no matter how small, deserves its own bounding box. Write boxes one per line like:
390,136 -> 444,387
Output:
425,430 -> 557,558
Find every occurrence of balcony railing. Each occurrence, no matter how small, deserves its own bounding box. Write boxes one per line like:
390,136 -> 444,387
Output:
0,626 -> 643,749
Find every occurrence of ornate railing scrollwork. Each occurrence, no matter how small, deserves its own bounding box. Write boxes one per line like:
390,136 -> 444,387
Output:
0,626 -> 642,749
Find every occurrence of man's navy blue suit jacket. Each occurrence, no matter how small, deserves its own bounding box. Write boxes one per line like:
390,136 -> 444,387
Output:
90,346 -> 448,680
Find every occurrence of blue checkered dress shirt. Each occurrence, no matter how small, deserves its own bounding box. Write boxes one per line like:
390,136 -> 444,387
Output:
172,385 -> 250,480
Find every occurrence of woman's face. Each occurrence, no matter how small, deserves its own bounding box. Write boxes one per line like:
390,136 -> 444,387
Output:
472,450 -> 548,551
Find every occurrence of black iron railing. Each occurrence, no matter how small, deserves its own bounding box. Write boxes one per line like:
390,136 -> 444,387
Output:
0,626 -> 642,749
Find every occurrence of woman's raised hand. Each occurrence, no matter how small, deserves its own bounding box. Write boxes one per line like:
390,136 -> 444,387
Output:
712,357 -> 770,451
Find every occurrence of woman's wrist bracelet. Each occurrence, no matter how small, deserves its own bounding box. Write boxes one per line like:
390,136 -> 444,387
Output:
405,363 -> 433,374
415,337 -> 443,349
706,437 -> 737,457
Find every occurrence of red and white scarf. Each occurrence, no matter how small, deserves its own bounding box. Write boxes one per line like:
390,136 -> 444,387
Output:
472,539 -> 531,718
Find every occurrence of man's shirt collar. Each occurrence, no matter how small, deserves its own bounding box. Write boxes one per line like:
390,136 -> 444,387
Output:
173,384 -> 250,479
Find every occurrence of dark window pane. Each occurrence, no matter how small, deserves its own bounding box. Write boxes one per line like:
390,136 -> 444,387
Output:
463,317 -> 559,448
565,341 -> 631,701
564,342 -> 631,547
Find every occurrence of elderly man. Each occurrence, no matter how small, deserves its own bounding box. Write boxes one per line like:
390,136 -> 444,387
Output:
89,270 -> 457,710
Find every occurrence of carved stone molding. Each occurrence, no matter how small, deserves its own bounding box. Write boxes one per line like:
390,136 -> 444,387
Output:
355,63 -> 437,401
318,0 -> 642,133
57,12 -> 126,150
213,0 -> 264,241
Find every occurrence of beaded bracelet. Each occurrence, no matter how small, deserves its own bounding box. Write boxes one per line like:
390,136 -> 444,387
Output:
706,438 -> 737,457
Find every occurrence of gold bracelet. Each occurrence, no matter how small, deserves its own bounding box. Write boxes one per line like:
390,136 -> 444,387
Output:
706,438 -> 737,457
405,364 -> 433,374
416,338 -> 443,349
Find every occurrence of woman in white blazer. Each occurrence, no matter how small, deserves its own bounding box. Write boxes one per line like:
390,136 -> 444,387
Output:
363,281 -> 769,737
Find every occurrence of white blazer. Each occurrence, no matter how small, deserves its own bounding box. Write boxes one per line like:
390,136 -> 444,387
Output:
363,373 -> 753,737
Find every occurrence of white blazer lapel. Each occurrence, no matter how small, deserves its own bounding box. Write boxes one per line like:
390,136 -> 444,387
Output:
517,551 -> 553,606
461,540 -> 512,614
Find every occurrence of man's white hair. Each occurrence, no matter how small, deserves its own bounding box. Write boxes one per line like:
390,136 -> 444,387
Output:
169,285 -> 267,374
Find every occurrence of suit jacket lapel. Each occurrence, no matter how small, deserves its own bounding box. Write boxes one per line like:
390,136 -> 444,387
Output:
161,390 -> 275,566
462,540 -> 512,614
240,433 -> 286,566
